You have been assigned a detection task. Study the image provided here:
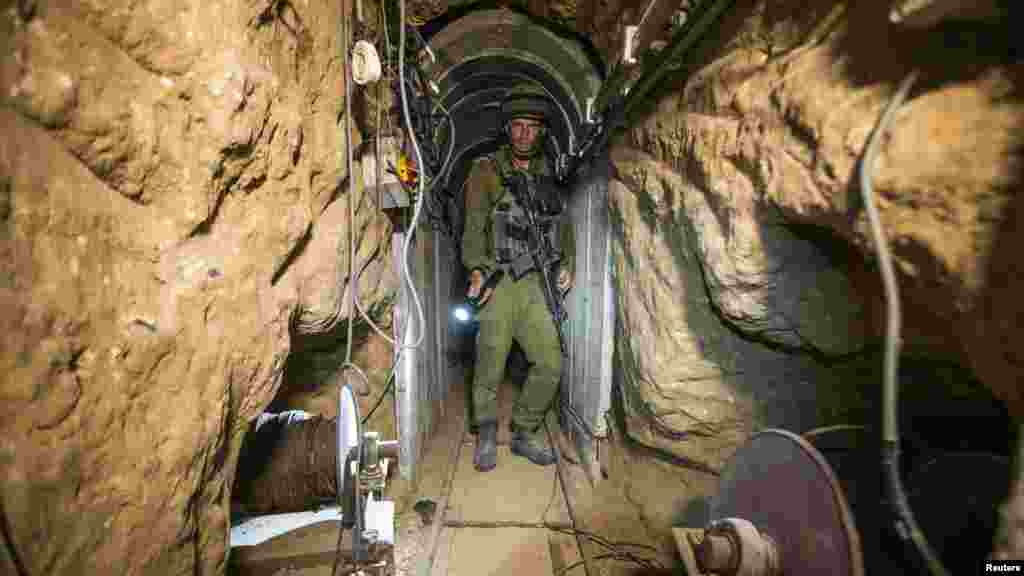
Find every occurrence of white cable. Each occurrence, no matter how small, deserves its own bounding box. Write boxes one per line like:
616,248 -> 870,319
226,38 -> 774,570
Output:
341,361 -> 371,395
343,10 -> 357,366
337,0 -> 400,348
397,0 -> 427,350
336,7 -> 356,571
351,254 -> 397,345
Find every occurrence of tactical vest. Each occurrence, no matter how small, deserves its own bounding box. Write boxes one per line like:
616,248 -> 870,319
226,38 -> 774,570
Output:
489,152 -> 563,280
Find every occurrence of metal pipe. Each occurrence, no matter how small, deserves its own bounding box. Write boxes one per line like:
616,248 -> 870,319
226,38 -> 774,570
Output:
593,0 -> 735,119
889,0 -> 1003,27
378,440 -> 399,460
433,232 -> 446,415
620,0 -> 736,121
395,228 -> 418,483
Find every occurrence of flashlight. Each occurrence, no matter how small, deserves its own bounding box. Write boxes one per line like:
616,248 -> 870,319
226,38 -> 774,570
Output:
453,291 -> 485,324
453,270 -> 504,324
453,303 -> 475,324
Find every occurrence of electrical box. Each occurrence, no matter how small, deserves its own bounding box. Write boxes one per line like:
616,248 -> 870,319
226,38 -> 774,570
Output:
362,136 -> 409,209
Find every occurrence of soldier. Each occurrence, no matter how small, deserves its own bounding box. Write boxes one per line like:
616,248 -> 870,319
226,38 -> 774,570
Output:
461,82 -> 575,472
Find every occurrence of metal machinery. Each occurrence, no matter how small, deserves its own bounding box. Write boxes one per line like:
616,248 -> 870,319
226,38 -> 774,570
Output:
674,430 -> 864,576
229,386 -> 398,575
336,385 -> 398,574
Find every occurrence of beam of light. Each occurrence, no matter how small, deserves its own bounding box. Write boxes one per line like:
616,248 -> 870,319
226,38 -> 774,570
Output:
453,306 -> 473,323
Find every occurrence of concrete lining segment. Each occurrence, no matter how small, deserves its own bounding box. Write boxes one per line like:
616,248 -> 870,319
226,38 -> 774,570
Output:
427,9 -> 600,105
427,8 -> 601,154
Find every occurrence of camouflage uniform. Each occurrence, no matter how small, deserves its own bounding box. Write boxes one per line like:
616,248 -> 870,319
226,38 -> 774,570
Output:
461,146 -> 575,436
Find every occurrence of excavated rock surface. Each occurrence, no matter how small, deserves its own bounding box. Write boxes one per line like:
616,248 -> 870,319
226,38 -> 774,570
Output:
590,0 -> 1020,556
0,1 -> 393,574
2,0 -> 1020,573
613,0 -> 1023,422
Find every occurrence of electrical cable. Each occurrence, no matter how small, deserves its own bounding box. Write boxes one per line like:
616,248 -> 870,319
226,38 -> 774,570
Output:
334,2 -> 368,572
560,397 -> 597,440
349,98 -> 398,344
397,0 -> 428,351
860,68 -> 949,576
420,102 -> 457,237
431,102 -> 457,190
342,0 -> 358,369
546,525 -> 663,571
801,424 -> 867,440
362,369 -> 396,425
547,420 -> 594,576
554,552 -> 660,576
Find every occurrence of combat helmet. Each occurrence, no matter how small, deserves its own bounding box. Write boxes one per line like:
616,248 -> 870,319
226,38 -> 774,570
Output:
499,82 -> 555,125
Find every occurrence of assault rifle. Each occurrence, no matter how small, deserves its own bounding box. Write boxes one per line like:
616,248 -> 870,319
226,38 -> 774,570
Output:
505,172 -> 569,358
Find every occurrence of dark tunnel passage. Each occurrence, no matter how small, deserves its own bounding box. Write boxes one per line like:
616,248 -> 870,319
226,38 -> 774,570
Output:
224,3 -> 1020,576
4,0 -> 1024,574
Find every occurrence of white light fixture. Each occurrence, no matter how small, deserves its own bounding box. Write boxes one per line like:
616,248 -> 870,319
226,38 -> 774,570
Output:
352,40 -> 382,85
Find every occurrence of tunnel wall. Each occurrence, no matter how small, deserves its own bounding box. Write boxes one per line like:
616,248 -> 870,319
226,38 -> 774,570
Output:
569,0 -> 1022,566
0,0 -> 399,574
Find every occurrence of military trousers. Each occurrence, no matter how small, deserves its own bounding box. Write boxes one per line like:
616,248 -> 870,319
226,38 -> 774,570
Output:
472,270 -> 562,432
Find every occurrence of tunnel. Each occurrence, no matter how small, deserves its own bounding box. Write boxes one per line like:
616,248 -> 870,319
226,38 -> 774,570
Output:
1,1 -> 1022,575
390,6 -> 616,484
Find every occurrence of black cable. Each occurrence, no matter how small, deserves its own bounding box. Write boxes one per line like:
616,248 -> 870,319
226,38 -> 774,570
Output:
554,552 -> 659,576
330,524 -> 349,576
540,458 -> 561,523
361,369 -> 396,425
560,397 -> 597,440
547,526 -> 663,569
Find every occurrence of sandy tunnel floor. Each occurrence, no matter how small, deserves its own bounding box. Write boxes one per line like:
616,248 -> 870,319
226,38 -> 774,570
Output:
393,369 -> 675,576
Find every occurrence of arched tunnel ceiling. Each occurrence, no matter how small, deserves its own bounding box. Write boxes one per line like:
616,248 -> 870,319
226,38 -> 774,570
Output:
425,9 -> 602,192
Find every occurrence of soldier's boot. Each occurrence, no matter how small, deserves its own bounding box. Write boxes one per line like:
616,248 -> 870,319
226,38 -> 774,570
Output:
474,421 -> 497,472
511,425 -> 556,466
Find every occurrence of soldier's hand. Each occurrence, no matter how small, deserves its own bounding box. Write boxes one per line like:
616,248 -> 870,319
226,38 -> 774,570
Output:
557,267 -> 573,294
468,269 -> 494,305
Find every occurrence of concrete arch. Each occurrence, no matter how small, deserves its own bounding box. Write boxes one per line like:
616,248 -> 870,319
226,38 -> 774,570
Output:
425,8 -> 602,160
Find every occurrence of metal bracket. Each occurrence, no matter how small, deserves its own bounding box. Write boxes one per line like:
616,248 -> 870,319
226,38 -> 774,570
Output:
585,97 -> 597,125
363,136 -> 409,210
622,25 -> 640,65
889,0 -> 1003,27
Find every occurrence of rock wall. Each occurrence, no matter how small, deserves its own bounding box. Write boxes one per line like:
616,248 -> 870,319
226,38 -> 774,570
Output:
576,0 -> 1021,559
2,0 -> 1020,572
0,1 -> 393,574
